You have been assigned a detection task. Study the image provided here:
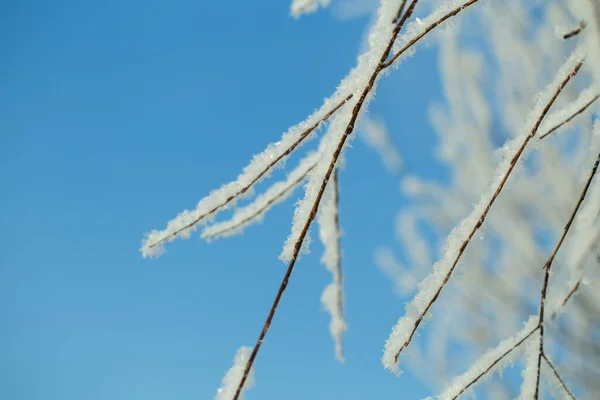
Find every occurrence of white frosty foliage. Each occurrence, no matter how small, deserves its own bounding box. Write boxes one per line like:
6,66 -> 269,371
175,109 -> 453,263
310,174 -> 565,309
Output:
360,116 -> 402,173
317,175 -> 346,362
430,317 -> 538,400
516,331 -> 540,400
280,0 -> 407,262
290,0 -> 331,18
382,47 -> 585,373
215,346 -> 255,400
202,152 -> 319,240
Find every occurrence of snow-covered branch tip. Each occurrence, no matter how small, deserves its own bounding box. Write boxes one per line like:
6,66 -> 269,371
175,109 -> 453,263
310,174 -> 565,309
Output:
290,0 -> 331,18
215,346 -> 255,400
140,93 -> 352,258
382,51 -> 583,373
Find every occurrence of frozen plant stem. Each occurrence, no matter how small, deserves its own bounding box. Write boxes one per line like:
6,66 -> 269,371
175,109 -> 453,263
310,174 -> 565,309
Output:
231,1 -> 422,398
387,60 -> 583,366
539,94 -> 600,140
533,150 -> 600,399
451,326 -> 539,400
542,353 -> 577,400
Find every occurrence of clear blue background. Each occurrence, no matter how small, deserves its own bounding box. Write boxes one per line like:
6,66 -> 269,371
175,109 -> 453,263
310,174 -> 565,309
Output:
1,1 -> 445,399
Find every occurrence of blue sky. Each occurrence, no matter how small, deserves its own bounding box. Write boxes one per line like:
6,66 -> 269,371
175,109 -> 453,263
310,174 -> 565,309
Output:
1,1 -> 445,399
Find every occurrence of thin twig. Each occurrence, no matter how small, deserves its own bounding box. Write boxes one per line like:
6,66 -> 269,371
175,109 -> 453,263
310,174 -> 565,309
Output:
542,353 -> 577,400
231,2 -> 420,398
533,149 -> 600,399
147,94 -> 352,250
451,326 -> 540,400
382,0 -> 481,69
392,61 -> 583,365
539,94 -> 600,140
563,21 -> 586,40
562,279 -> 582,308
203,164 -> 316,238
392,0 -> 407,24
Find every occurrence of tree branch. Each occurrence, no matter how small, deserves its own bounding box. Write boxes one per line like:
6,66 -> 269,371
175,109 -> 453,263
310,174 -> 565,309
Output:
533,149 -> 600,399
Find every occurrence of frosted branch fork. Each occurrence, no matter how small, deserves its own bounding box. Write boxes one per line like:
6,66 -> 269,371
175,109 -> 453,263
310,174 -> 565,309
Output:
231,1 -> 423,398
539,93 -> 600,140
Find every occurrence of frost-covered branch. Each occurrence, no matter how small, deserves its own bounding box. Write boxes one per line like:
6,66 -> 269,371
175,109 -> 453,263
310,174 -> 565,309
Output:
383,0 -> 482,69
543,353 -> 577,400
431,317 -> 539,400
141,0 -> 490,260
232,1 -> 422,397
539,87 -> 599,140
317,169 -> 346,361
215,346 -> 255,400
140,93 -> 352,257
382,51 -> 583,373
202,153 -> 317,240
533,148 -> 600,399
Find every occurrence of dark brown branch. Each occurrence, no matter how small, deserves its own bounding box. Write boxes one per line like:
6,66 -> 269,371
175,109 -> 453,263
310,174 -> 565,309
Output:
539,94 -> 600,140
392,61 -> 583,365
392,0 -> 407,24
203,164 -> 315,238
563,21 -> 586,40
542,353 -> 577,400
382,0 -> 481,69
562,279 -> 581,308
231,2 -> 420,398
451,326 -> 540,400
147,94 -> 352,250
534,149 -> 600,399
